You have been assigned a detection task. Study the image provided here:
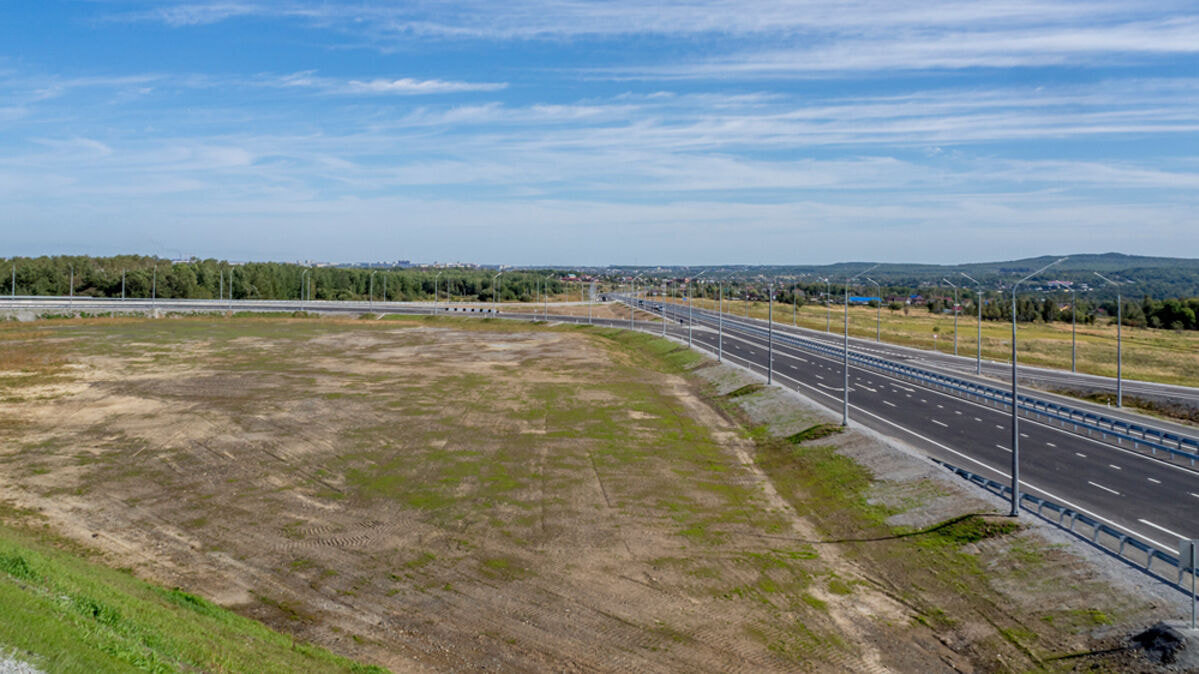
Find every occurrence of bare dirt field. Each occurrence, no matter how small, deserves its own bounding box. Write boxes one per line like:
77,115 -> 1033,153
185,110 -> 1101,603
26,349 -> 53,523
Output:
0,316 -> 1169,671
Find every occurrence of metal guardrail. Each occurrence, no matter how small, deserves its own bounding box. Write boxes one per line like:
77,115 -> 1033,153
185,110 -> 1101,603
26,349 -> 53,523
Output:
931,459 -> 1195,592
632,297 -> 1199,466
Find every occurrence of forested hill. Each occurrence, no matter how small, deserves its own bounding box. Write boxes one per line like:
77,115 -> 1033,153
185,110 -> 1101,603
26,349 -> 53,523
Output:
1,255 -> 575,303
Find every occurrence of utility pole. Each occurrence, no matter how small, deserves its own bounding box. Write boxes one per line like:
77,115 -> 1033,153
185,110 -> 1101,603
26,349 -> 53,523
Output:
961,272 -> 983,375
1010,257 -> 1066,516
1094,272 -> 1125,407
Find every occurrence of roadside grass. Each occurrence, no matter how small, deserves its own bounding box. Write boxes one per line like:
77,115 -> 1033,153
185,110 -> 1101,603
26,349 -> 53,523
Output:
667,297 -> 1199,388
0,514 -> 385,673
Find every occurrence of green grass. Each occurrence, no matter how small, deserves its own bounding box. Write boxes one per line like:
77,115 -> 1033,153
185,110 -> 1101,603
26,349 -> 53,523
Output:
0,521 -> 386,673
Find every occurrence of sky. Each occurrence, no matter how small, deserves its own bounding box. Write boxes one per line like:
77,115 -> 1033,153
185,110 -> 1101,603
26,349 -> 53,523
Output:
2,1 -> 1198,265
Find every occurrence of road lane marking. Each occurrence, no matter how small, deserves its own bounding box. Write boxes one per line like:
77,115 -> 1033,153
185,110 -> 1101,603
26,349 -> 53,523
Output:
1148,478 -> 1161,484
1108,464 -> 1121,471
931,419 -> 948,427
920,398 -> 928,403
954,410 -> 962,415
815,374 -> 824,380
1088,481 -> 1120,496
883,400 -> 896,407
974,417 -> 982,422
1191,493 -> 1199,499
1076,452 -> 1087,458
1138,518 -> 1188,540
790,365 -> 799,370
936,404 -> 944,409
994,424 -> 1004,430
1046,442 -> 1057,448
1020,433 -> 1029,438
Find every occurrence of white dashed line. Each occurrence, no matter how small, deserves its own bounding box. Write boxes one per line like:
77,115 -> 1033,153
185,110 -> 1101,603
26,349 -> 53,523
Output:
1046,442 -> 1056,448
1088,481 -> 1120,496
994,424 -> 1004,430
1148,478 -> 1161,484
815,374 -> 824,380
995,444 -> 1011,452
974,417 -> 982,422
883,400 -> 896,407
954,410 -> 962,415
1108,464 -> 1121,471
1138,518 -> 1187,540
936,404 -> 943,409
1076,452 -> 1087,458
1191,493 -> 1199,499
920,398 -> 928,403
931,419 -> 948,428
1020,433 -> 1029,438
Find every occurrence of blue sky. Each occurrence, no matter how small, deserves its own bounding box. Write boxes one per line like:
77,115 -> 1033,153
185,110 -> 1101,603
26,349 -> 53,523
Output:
2,1 -> 1197,265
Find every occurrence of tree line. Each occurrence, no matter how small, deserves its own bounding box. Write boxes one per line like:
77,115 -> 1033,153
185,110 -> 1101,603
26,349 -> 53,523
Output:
3,256 -> 580,303
655,278 -> 1199,331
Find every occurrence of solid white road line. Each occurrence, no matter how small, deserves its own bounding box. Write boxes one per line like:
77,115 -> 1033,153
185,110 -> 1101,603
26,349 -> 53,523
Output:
1088,481 -> 1121,496
1138,518 -> 1189,540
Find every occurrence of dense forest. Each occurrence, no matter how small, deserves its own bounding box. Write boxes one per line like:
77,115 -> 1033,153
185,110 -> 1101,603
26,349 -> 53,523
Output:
2,256 -> 578,303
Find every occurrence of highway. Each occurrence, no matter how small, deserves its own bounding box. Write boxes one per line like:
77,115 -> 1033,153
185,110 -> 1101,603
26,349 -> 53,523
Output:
5,294 -> 1198,556
619,295 -> 1199,558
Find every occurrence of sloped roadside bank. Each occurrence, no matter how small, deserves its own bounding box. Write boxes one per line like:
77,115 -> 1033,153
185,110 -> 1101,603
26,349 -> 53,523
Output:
679,341 -> 1185,671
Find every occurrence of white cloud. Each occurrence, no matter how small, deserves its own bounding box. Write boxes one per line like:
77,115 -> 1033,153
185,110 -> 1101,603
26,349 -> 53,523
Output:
344,78 -> 507,95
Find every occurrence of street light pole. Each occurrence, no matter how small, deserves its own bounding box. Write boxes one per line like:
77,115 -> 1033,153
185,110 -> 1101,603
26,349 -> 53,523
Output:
121,269 -> 125,301
631,274 -> 644,330
1094,272 -> 1124,408
688,270 -> 707,348
493,271 -> 503,315
1071,288 -> 1077,372
152,264 -> 157,310
824,277 -> 831,332
943,278 -> 960,356
544,274 -> 551,320
767,280 -> 774,385
718,281 -> 724,363
434,271 -> 442,315
1010,257 -> 1066,517
793,281 -> 798,327
300,269 -> 309,308
961,272 -> 983,375
69,264 -> 74,310
842,265 -> 878,426
865,277 -> 881,342
369,271 -> 376,307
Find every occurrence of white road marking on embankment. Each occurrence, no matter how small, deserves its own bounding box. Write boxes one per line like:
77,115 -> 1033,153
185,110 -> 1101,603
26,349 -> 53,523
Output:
931,419 -> 948,428
1088,481 -> 1120,496
1138,518 -> 1188,540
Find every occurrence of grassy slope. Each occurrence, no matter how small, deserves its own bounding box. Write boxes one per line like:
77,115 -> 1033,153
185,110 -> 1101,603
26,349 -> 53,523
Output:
0,510 -> 386,674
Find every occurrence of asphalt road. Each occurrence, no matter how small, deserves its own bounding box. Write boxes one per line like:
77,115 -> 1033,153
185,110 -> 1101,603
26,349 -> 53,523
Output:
634,296 -> 1199,555
6,294 -> 1197,554
661,298 -> 1199,436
